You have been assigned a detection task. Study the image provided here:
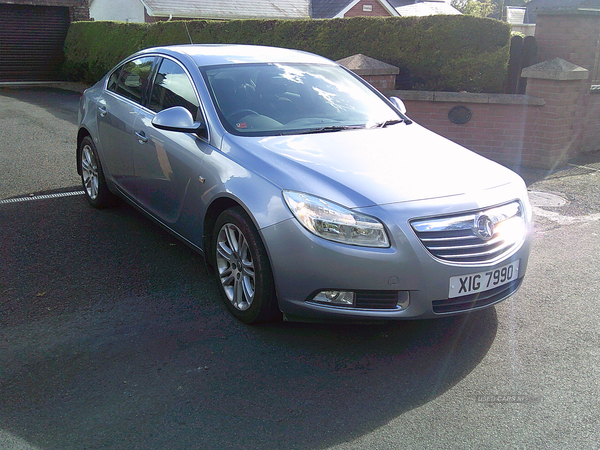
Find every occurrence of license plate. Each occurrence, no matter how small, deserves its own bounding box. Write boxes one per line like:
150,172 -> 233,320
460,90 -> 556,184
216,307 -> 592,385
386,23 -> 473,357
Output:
449,260 -> 520,298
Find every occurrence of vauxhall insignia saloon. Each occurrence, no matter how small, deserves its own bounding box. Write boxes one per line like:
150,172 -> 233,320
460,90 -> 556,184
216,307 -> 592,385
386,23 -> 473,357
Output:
77,44 -> 533,324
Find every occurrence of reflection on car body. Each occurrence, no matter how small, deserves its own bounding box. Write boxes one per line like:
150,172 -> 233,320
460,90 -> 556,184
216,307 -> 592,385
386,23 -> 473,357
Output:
77,44 -> 533,324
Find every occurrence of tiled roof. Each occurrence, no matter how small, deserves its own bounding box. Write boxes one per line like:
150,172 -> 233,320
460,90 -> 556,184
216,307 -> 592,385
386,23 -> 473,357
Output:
141,0 -> 310,19
526,0 -> 600,9
395,1 -> 461,16
311,0 -> 402,18
311,0 -> 353,18
525,0 -> 600,23
387,0 -> 415,7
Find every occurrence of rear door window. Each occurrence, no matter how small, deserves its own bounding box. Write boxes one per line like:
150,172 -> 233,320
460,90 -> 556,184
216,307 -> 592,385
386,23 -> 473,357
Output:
106,67 -> 121,92
111,57 -> 156,105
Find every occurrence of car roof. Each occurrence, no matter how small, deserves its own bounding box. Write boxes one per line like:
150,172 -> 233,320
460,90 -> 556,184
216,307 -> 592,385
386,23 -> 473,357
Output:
136,44 -> 336,67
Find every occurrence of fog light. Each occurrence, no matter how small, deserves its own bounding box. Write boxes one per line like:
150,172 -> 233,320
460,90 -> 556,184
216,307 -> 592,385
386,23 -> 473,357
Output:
313,290 -> 355,306
397,291 -> 410,311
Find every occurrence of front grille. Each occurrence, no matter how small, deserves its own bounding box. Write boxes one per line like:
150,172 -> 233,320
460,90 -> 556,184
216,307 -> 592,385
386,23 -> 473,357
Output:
432,278 -> 522,314
411,202 -> 525,264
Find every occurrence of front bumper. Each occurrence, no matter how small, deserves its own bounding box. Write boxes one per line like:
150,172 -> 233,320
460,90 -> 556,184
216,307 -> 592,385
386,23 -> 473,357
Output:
261,189 -> 533,321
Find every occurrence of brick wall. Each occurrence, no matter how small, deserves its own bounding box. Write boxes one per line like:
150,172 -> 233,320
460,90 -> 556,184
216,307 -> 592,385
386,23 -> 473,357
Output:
389,74 -> 594,170
396,93 -> 543,168
378,8 -> 600,170
535,10 -> 600,81
581,90 -> 600,153
343,0 -> 394,17
0,0 -> 90,21
533,9 -> 600,164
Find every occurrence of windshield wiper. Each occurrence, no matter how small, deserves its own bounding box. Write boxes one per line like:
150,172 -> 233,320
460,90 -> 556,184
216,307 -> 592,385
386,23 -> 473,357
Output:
297,125 -> 364,135
371,119 -> 405,128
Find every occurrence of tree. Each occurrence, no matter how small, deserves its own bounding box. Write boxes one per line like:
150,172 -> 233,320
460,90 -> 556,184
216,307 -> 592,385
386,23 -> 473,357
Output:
451,0 -> 499,17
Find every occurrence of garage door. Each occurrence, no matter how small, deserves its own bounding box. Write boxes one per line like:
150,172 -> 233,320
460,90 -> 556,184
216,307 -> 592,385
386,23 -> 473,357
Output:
0,4 -> 70,81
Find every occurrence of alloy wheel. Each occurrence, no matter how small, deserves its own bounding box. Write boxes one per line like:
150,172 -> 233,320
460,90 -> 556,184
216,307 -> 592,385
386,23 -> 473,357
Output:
215,223 -> 256,311
81,144 -> 99,200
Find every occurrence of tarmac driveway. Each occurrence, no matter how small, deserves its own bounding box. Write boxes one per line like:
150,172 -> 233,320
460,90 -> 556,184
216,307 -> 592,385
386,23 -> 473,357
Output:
1,86 -> 599,450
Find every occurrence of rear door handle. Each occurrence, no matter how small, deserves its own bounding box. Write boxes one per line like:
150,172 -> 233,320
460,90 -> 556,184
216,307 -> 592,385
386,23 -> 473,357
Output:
135,131 -> 148,144
98,106 -> 107,117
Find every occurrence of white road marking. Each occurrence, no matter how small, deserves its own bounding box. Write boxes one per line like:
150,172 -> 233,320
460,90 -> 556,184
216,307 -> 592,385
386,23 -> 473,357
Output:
0,190 -> 84,205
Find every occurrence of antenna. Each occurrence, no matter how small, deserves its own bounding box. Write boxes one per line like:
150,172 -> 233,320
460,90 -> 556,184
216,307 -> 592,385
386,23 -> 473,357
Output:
184,22 -> 194,44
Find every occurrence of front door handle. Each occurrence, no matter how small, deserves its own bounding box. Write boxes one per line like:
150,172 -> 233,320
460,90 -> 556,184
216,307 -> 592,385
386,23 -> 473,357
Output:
135,131 -> 148,144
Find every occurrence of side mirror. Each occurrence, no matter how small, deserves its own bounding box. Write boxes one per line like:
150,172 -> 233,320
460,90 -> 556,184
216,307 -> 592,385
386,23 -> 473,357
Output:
152,106 -> 205,133
389,96 -> 407,114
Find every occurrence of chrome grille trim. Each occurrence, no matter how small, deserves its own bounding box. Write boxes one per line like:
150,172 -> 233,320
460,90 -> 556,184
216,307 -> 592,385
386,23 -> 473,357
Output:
435,240 -> 516,260
427,235 -> 505,251
410,202 -> 525,264
420,235 -> 478,243
411,215 -> 476,232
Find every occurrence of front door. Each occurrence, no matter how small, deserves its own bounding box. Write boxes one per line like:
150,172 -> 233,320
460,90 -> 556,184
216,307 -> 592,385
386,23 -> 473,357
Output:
132,57 -> 213,240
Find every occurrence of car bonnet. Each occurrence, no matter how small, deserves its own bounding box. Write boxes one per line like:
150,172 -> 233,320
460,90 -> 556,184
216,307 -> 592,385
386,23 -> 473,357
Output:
221,123 -> 522,208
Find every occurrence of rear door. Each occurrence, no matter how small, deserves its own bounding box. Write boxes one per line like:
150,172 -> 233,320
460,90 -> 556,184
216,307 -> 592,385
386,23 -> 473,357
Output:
96,56 -> 157,197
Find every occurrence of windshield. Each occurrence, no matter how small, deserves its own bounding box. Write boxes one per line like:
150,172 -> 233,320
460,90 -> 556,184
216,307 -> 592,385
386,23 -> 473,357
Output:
201,63 -> 401,136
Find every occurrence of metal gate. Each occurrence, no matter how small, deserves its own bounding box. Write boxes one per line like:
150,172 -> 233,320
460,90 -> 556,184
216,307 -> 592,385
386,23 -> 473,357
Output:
0,4 -> 70,81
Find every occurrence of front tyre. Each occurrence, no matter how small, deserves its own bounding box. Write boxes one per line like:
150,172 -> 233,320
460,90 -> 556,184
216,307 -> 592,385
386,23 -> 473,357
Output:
79,136 -> 114,208
213,207 -> 279,324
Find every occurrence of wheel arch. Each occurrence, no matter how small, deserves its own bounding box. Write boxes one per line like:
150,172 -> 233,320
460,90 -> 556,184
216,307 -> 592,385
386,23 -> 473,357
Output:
201,193 -> 279,277
202,196 -> 243,274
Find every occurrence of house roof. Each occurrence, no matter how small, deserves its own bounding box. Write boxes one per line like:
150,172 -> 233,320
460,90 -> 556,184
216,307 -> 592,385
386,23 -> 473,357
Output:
395,1 -> 461,16
386,0 -> 418,7
311,0 -> 353,18
525,0 -> 600,22
141,0 -> 310,20
526,0 -> 600,9
311,0 -> 399,18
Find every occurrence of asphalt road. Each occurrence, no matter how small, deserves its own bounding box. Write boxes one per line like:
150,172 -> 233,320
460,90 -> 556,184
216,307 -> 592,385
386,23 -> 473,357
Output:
1,87 -> 599,450
0,87 -> 81,198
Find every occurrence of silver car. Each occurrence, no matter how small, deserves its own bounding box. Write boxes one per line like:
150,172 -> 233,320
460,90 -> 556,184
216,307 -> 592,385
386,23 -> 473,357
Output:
77,44 -> 533,324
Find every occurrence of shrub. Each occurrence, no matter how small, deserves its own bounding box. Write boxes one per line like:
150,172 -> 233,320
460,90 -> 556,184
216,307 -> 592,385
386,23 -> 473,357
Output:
64,15 -> 510,93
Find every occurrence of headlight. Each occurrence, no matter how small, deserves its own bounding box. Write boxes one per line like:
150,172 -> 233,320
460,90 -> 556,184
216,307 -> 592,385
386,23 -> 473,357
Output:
283,191 -> 390,248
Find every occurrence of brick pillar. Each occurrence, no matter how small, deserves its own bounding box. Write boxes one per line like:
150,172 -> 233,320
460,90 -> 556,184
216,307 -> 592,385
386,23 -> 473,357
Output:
336,54 -> 399,93
360,74 -> 397,91
532,8 -> 600,160
522,58 -> 589,169
73,1 -> 90,21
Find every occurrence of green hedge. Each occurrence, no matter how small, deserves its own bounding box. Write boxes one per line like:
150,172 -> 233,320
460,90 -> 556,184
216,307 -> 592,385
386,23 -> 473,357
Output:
64,16 -> 511,93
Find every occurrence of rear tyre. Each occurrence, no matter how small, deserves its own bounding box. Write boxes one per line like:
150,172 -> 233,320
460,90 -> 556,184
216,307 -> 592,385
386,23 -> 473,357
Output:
213,207 -> 279,324
79,136 -> 114,208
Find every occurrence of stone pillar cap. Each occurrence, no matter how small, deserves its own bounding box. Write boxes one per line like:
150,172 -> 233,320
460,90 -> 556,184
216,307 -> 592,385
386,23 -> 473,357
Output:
521,57 -> 589,81
336,54 -> 400,76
